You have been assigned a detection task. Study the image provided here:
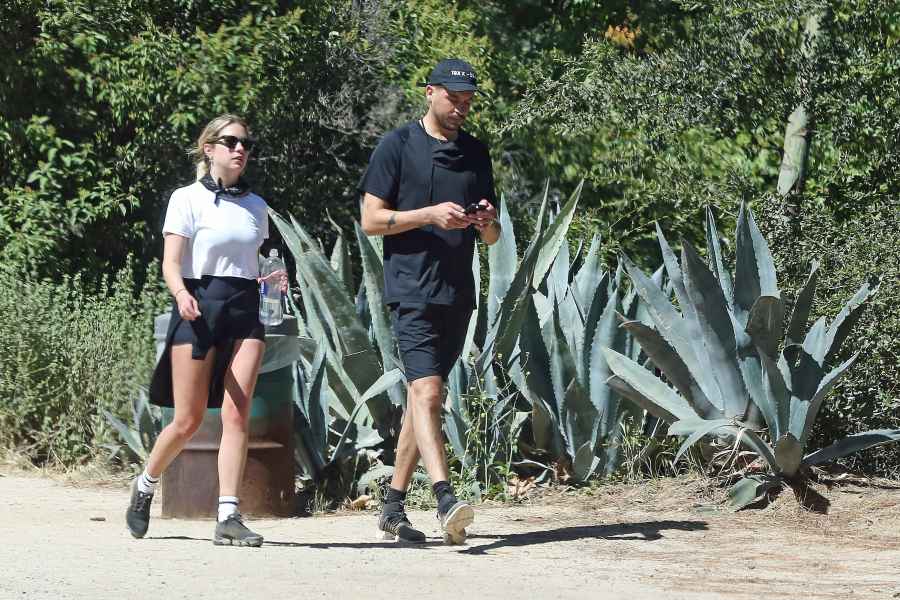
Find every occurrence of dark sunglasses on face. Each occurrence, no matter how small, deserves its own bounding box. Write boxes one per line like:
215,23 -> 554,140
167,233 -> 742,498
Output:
213,135 -> 256,152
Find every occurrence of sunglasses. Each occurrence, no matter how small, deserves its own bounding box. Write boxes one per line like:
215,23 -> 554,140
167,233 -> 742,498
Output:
213,135 -> 256,152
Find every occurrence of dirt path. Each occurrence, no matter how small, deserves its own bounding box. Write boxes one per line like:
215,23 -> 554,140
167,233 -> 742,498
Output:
2,472 -> 899,600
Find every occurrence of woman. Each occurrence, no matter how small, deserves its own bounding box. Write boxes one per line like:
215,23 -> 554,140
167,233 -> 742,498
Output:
127,114 -> 285,547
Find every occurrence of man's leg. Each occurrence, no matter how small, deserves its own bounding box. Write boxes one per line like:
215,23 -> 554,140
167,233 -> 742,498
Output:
378,303 -> 473,543
388,400 -> 421,492
407,375 -> 473,544
378,399 -> 427,542
407,375 -> 449,482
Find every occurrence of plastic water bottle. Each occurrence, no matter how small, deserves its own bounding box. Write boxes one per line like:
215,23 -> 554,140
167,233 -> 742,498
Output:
259,249 -> 285,327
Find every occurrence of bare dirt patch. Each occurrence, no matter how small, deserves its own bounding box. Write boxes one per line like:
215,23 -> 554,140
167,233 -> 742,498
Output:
1,467 -> 899,600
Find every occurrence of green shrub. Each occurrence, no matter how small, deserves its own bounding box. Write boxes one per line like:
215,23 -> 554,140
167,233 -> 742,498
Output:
0,260 -> 168,465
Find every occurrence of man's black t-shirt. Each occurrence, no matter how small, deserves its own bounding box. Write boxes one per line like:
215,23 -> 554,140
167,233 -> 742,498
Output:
358,121 -> 497,308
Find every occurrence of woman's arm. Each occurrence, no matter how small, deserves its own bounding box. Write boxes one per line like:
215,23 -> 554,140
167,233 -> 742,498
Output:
162,233 -> 201,320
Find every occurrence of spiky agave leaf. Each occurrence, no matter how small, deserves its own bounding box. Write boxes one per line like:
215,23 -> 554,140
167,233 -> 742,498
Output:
573,234 -> 604,312
705,206 -> 734,305
804,430 -> 900,466
618,319 -> 717,417
532,179 -> 583,291
620,253 -> 724,411
330,368 -> 404,461
444,360 -> 471,469
353,222 -> 403,407
478,195 -> 548,374
297,343 -> 329,473
587,289 -> 621,441
101,410 -> 148,461
486,195 -> 517,326
796,353 -> 860,446
728,473 -> 783,511
681,240 -> 749,420
667,418 -> 779,473
511,296 -> 563,458
746,296 -> 785,359
822,282 -> 876,365
327,212 -> 354,295
602,348 -> 696,423
669,418 -> 733,464
733,201 -> 779,328
785,260 -> 819,347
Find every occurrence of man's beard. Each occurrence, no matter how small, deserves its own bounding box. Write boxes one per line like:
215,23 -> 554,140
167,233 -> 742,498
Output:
438,112 -> 464,131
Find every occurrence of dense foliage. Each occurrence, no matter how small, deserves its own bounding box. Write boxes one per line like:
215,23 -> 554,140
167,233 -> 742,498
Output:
0,261 -> 167,464
1,0 -> 400,279
1,1 -> 896,480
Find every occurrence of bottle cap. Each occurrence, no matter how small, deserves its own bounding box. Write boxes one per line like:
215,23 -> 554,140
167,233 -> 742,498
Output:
269,249 -> 278,258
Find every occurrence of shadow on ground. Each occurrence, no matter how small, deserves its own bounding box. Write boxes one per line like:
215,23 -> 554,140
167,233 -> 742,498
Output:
461,520 -> 708,555
261,519 -> 708,554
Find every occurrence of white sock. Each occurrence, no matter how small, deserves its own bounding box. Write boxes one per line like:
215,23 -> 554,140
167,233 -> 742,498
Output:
218,496 -> 239,522
137,470 -> 159,495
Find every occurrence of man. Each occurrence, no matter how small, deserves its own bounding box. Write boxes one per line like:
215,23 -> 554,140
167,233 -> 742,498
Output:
359,58 -> 500,544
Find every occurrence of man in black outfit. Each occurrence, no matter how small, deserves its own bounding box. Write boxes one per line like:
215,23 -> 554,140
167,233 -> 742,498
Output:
359,58 -> 500,544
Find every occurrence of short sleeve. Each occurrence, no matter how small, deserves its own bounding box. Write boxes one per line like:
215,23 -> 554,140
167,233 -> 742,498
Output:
162,189 -> 194,238
357,131 -> 403,206
260,200 -> 269,241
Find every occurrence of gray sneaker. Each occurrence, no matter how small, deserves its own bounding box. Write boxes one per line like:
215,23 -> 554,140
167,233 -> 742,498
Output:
213,514 -> 263,547
125,478 -> 153,539
438,501 -> 474,545
377,510 -> 426,543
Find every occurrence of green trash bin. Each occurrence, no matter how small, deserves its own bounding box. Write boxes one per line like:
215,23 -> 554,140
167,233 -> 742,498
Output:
153,313 -> 300,518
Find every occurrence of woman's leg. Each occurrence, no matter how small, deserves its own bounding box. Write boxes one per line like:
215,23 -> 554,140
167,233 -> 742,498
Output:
145,344 -> 215,477
211,338 -> 265,547
217,338 -> 265,497
127,344 -> 214,539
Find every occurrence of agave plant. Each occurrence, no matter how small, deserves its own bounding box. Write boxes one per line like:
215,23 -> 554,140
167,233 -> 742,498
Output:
464,182 -> 650,482
270,210 -> 402,426
103,386 -> 161,462
438,235 -> 528,496
603,202 -> 896,508
270,210 -> 406,490
293,340 -> 405,497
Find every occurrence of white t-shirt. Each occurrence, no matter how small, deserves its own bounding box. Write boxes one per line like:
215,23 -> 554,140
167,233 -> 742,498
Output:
162,181 -> 269,279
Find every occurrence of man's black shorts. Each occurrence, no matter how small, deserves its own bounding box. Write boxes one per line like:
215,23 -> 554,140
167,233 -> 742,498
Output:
389,302 -> 472,382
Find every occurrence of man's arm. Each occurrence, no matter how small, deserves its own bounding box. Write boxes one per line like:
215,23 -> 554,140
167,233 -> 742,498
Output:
360,193 -> 470,236
476,216 -> 500,245
468,199 -> 501,245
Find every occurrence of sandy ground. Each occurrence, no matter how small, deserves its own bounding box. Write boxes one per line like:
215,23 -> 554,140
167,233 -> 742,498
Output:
2,471 -> 900,600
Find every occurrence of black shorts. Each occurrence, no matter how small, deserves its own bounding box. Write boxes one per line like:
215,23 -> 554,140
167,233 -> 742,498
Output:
170,276 -> 265,347
389,302 -> 472,382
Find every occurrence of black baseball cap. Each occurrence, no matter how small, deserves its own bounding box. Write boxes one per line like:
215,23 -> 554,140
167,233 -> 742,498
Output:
419,58 -> 480,93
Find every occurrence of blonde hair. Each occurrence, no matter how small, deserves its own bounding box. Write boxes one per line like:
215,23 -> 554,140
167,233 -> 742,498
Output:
190,114 -> 251,180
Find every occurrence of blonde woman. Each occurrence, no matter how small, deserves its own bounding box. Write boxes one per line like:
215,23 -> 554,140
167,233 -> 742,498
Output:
128,114 -> 285,547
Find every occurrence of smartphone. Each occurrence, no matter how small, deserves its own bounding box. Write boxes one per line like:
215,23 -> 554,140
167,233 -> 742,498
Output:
464,204 -> 485,215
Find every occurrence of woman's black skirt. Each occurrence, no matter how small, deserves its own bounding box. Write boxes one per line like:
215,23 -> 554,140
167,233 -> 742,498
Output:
149,275 -> 264,408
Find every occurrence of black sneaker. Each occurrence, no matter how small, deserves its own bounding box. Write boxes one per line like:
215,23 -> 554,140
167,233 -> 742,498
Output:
438,500 -> 474,545
378,509 -> 426,543
126,478 -> 153,539
213,514 -> 263,547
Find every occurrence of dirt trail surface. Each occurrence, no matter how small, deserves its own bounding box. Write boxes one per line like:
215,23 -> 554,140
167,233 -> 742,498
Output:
2,472 -> 900,600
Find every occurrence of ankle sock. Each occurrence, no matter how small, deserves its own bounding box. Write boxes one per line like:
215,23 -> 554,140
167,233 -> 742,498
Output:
218,496 -> 239,522
432,481 -> 457,514
137,470 -> 159,495
382,487 -> 407,514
